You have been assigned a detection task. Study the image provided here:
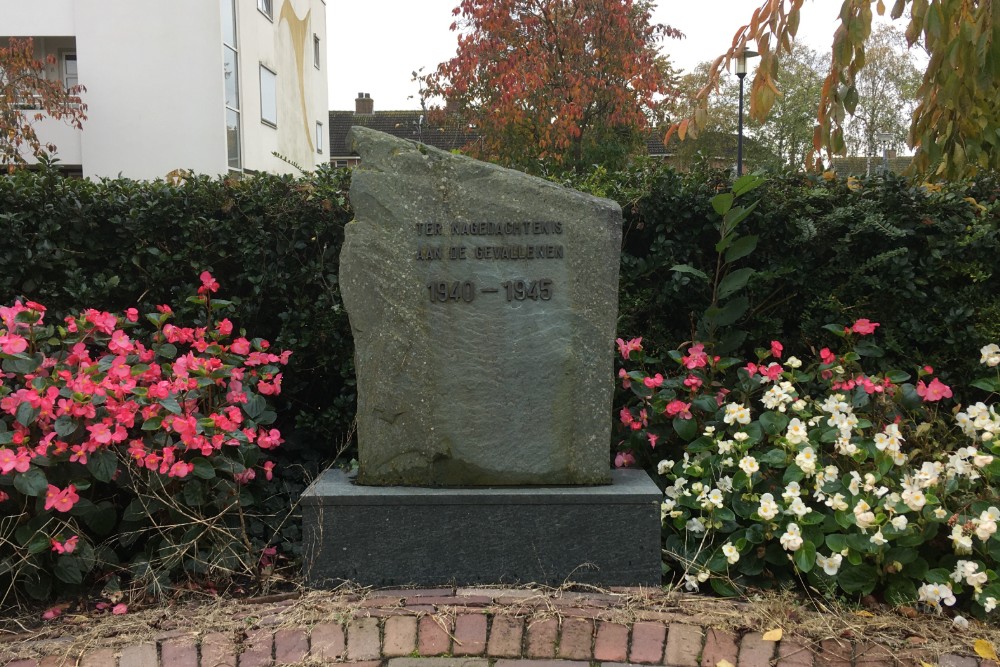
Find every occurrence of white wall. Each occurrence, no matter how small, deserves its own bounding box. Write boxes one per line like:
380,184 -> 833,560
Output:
74,0 -> 225,179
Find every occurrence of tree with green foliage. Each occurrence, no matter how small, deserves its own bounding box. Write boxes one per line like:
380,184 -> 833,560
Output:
421,0 -> 681,174
0,37 -> 87,170
672,0 -> 1000,179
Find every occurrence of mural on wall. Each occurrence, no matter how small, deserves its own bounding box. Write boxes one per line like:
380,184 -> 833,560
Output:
279,0 -> 313,152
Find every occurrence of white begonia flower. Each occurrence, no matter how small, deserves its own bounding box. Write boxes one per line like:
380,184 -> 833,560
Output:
703,425 -> 716,436
785,418 -> 809,445
795,447 -> 817,475
697,569 -> 710,582
974,519 -> 997,542
722,543 -> 740,565
847,472 -> 862,496
686,517 -> 706,534
738,456 -> 759,475
981,343 -> 1000,367
983,507 -> 1000,522
758,493 -> 780,520
782,481 -> 802,501
786,497 -> 812,518
836,437 -> 859,456
984,596 -> 998,613
683,574 -> 700,591
951,525 -> 974,554
724,402 -> 752,425
953,616 -> 970,630
785,356 -> 802,369
762,382 -> 795,411
791,399 -> 807,412
934,508 -> 948,519
660,499 -> 675,520
706,489 -> 725,509
901,486 -> 927,512
779,523 -> 803,552
870,530 -> 888,546
826,493 -> 849,512
657,459 -> 675,475
890,515 -> 909,531
816,553 -> 843,576
718,439 -> 735,455
691,482 -> 705,494
918,582 -> 957,608
721,457 -> 734,468
733,431 -> 749,442
717,476 -> 734,492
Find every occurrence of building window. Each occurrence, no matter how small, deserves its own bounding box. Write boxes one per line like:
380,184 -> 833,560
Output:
259,65 -> 277,127
62,53 -> 78,89
316,122 -> 323,154
257,0 -> 272,19
313,35 -> 321,69
222,0 -> 241,171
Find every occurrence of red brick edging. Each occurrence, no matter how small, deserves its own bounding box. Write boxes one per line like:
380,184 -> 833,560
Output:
1,587 -> 979,667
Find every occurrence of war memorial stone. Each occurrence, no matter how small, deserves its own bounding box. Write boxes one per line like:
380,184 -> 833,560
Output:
303,127 -> 661,586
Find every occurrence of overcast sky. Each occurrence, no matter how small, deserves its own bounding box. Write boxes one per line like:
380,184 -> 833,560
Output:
326,1 -> 848,111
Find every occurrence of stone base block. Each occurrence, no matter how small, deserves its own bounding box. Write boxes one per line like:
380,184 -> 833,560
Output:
302,468 -> 662,587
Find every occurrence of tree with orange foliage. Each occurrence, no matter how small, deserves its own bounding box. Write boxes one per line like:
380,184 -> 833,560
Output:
0,37 -> 87,170
421,0 -> 681,174
672,0 -> 1000,180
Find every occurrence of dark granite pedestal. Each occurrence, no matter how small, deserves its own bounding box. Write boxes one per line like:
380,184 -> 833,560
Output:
302,468 -> 662,587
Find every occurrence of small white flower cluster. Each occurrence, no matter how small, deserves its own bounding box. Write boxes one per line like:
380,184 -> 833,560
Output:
820,394 -> 860,455
956,402 -> 1000,444
951,560 -> 989,592
761,381 -> 797,412
724,402 -> 752,426
982,343 -> 1000,367
816,552 -> 843,575
918,582 -> 956,609
779,522 -> 803,551
945,446 -> 993,481
873,423 -> 907,466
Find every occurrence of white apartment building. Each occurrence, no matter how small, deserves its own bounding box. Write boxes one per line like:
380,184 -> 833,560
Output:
3,0 -> 328,179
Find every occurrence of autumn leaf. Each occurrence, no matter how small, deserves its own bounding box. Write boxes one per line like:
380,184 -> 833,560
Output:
762,629 -> 783,642
974,640 -> 998,662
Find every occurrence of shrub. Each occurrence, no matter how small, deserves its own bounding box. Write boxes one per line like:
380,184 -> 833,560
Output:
615,322 -> 1000,616
0,273 -> 288,602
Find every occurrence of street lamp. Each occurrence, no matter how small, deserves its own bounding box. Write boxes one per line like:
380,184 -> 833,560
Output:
735,47 -> 759,177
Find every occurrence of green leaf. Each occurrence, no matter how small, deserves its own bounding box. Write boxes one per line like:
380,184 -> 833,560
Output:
838,563 -> 878,594
14,468 -> 48,497
160,396 -> 182,415
725,235 -> 759,263
86,450 -> 118,483
759,411 -> 789,435
783,465 -> 806,485
54,415 -> 77,438
886,370 -> 911,383
244,393 -> 266,420
23,574 -> 51,600
794,541 -> 816,572
732,173 -> 766,197
972,378 -> 1000,392
670,264 -> 710,282
711,192 -> 734,215
15,402 -> 37,428
705,296 -> 749,328
825,534 -> 848,553
84,502 -> 118,537
759,449 -> 788,465
885,578 -> 917,606
182,481 -> 204,506
710,577 -> 739,597
854,342 -> 884,358
157,343 -> 178,359
192,458 -> 216,480
53,556 -> 84,584
717,268 -> 755,300
673,417 -> 698,442
141,416 -> 162,431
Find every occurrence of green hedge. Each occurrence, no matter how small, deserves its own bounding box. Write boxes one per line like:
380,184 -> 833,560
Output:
0,166 -> 355,455
579,164 -> 1000,391
2,164 -> 998,459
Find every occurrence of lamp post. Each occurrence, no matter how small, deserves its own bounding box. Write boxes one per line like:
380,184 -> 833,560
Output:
735,47 -> 759,177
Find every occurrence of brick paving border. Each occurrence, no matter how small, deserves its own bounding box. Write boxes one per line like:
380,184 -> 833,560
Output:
3,587 -> 989,667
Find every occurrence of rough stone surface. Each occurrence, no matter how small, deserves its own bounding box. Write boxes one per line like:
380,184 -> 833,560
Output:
340,126 -> 622,486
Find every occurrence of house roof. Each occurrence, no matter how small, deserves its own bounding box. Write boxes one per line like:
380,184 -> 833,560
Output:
328,110 -> 477,157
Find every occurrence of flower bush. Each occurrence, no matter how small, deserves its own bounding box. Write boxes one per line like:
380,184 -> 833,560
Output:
0,272 -> 289,602
615,322 -> 1000,616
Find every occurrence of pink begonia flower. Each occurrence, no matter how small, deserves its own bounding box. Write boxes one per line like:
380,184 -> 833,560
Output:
681,343 -> 708,369
230,338 -> 251,355
916,378 -> 953,402
850,318 -> 880,335
198,271 -> 220,295
820,348 -> 836,365
108,330 -> 133,354
0,334 -> 28,355
44,484 -> 80,513
744,362 -> 758,377
217,318 -> 234,336
643,373 -> 664,389
664,400 -> 693,420
42,606 -> 62,620
112,603 -> 128,615
618,368 -> 631,389
263,460 -> 275,481
125,307 -> 139,322
770,340 -> 783,358
619,407 -> 633,427
683,374 -> 702,390
614,451 -> 636,468
615,337 -> 643,359
51,535 -> 79,554
647,433 -> 659,449
762,363 -> 782,382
